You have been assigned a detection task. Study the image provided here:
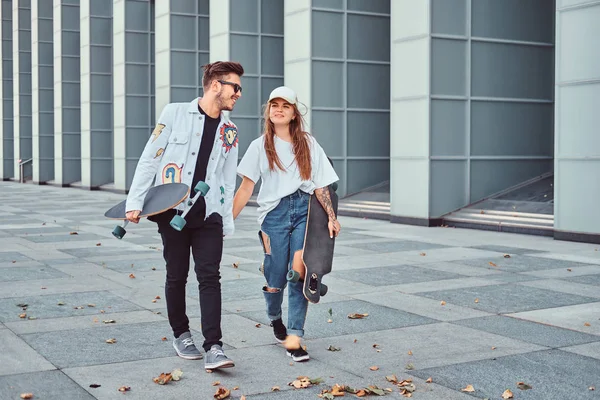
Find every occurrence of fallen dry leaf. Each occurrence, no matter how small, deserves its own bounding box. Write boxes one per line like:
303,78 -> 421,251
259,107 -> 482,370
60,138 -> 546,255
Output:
153,373 -> 172,385
255,323 -> 261,328
407,350 -> 413,356
19,313 -> 27,319
155,296 -> 161,299
327,345 -> 341,351
69,232 -> 78,235
502,389 -> 514,399
461,384 -> 475,393
590,386 -> 595,391
491,346 -> 497,350
419,253 -> 426,256
348,313 -> 369,319
161,337 -> 167,341
240,396 -> 246,400
385,375 -> 398,383
87,304 -> 95,307
20,394 -> 33,399
129,273 -> 135,279
96,243 -> 102,246
440,301 -> 446,306
232,386 -> 239,390
474,298 -> 479,303
171,369 -> 183,381
327,318 -> 333,323
369,366 -> 379,371
212,381 -> 221,386
353,339 -> 358,343
89,384 -> 101,388
489,262 -> 497,267
271,386 -> 280,391
118,386 -> 131,392
584,322 -> 591,327
105,338 -> 117,344
567,268 -> 572,272
516,382 -> 532,390
103,320 -> 116,324
426,377 -> 432,383
232,262 -> 239,268
405,363 -> 415,370
503,254 -> 511,258
152,299 -> 157,303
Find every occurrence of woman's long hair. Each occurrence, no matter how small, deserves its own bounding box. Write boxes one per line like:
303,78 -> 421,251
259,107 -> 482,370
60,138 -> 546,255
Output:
262,101 -> 312,181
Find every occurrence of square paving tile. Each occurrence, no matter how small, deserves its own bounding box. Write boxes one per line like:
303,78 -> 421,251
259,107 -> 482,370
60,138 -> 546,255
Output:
468,245 -> 546,255
0,330 -> 55,376
411,350 -> 600,400
565,274 -> 600,287
348,240 -> 448,253
455,255 -> 594,273
304,322 -> 544,375
21,321 -> 184,368
453,315 -> 600,348
508,302 -> 600,336
0,252 -> 32,263
60,247 -> 149,258
241,299 -> 437,340
0,266 -> 69,282
0,371 -> 94,400
416,283 -> 598,314
22,232 -> 107,243
328,264 -> 465,285
63,346 -> 363,400
0,291 -> 143,322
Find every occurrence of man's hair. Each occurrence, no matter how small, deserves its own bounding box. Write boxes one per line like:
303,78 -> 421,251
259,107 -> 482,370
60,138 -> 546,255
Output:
201,61 -> 244,90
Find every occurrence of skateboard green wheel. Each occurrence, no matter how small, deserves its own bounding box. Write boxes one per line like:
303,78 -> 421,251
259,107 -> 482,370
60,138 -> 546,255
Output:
331,182 -> 338,192
194,181 -> 210,196
169,215 -> 187,231
286,270 -> 300,283
320,283 -> 328,297
112,225 -> 126,239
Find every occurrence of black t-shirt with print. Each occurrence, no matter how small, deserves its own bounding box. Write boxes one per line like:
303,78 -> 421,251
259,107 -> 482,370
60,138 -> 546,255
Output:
184,105 -> 221,227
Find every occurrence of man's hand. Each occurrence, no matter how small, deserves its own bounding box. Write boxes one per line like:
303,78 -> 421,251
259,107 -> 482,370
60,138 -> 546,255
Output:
126,210 -> 141,224
328,218 -> 341,239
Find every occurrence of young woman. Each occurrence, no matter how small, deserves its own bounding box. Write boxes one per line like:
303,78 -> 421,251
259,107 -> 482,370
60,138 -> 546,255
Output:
233,86 -> 341,362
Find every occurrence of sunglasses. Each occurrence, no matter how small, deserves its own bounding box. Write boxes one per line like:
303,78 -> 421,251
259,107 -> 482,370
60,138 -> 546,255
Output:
218,80 -> 242,94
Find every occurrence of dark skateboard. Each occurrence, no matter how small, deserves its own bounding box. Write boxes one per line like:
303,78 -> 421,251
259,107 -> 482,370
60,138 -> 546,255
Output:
287,184 -> 338,304
104,182 -> 191,239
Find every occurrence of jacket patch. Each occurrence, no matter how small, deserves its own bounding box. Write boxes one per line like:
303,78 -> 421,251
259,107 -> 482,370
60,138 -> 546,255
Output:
162,163 -> 183,184
154,148 -> 164,159
220,123 -> 238,153
152,123 -> 166,143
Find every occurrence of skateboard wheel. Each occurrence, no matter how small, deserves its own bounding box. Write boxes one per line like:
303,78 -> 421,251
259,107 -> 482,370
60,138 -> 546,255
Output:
169,215 -> 187,231
194,181 -> 210,196
320,283 -> 328,297
286,270 -> 300,283
112,225 -> 126,239
331,182 -> 338,192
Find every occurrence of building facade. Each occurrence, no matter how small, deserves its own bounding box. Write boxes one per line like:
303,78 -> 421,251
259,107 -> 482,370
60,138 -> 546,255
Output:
0,0 -> 599,243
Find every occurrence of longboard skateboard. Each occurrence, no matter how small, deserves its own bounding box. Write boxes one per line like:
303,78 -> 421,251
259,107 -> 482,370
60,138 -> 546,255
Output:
287,184 -> 338,304
104,181 -> 209,239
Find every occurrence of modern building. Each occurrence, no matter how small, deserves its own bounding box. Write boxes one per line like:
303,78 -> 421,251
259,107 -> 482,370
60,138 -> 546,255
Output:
1,0 -> 599,244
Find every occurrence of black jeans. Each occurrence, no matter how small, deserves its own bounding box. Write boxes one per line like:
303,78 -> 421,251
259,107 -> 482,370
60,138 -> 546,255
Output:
154,211 -> 224,352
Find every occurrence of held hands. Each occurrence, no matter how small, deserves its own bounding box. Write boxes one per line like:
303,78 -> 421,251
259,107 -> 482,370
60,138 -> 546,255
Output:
125,210 -> 141,224
328,218 -> 341,239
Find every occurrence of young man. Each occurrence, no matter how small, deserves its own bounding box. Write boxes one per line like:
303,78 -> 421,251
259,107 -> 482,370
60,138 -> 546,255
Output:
125,61 -> 244,370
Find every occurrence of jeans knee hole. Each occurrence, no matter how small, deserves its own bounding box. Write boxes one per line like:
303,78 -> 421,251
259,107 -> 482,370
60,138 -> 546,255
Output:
263,285 -> 280,293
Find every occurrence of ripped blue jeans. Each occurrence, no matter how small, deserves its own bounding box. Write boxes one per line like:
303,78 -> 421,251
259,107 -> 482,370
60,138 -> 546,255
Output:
259,190 -> 309,337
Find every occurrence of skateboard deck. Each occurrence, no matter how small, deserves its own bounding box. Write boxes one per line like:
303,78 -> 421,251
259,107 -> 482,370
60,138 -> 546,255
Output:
104,183 -> 190,239
301,185 -> 338,303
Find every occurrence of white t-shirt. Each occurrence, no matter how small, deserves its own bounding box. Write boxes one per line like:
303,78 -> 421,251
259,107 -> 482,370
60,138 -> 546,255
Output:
237,134 -> 339,225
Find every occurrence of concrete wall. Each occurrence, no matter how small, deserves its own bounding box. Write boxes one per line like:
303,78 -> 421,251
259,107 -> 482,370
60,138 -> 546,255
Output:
0,0 -> 14,179
554,0 -> 600,237
390,0 -> 555,222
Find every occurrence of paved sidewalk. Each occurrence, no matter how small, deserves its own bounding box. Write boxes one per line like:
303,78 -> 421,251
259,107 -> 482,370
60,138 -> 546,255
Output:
1,181 -> 600,399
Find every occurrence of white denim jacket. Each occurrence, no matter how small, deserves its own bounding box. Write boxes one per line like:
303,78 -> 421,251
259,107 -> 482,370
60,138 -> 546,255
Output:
125,98 -> 239,236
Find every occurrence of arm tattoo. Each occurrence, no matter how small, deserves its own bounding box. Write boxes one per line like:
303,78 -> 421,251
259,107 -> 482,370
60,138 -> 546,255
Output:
315,187 -> 336,221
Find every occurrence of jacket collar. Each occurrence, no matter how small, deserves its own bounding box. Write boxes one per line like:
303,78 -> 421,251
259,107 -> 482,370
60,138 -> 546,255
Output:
188,97 -> 232,123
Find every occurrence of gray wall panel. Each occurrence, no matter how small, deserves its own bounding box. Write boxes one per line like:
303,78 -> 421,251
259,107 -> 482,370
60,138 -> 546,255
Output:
431,100 -> 467,157
431,160 -> 468,217
432,0 -> 467,36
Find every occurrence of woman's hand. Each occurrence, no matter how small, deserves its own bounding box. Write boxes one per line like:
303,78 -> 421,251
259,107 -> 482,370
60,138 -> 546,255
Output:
328,218 -> 341,238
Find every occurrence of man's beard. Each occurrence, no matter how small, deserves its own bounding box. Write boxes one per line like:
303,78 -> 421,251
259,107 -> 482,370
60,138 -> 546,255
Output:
216,90 -> 233,111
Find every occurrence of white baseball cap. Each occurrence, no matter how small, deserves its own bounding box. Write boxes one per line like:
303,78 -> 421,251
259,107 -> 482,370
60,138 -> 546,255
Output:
268,86 -> 298,105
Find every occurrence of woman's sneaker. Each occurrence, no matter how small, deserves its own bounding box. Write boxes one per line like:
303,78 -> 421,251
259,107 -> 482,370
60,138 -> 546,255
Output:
286,347 -> 310,362
270,318 -> 287,343
172,331 -> 203,360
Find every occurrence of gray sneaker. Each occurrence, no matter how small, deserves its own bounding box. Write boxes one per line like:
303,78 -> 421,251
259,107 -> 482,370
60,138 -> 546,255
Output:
172,332 -> 203,360
204,344 -> 235,370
